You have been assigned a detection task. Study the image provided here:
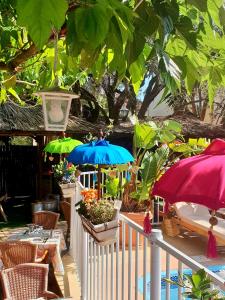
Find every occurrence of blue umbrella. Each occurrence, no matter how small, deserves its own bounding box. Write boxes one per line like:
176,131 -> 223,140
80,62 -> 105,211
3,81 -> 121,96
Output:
67,139 -> 134,198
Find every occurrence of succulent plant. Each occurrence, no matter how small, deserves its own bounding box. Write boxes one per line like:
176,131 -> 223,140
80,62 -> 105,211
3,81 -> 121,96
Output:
88,200 -> 115,225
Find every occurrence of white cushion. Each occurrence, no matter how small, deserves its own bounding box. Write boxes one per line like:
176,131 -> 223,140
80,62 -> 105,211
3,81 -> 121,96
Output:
174,202 -> 195,218
193,204 -> 210,216
181,215 -> 225,243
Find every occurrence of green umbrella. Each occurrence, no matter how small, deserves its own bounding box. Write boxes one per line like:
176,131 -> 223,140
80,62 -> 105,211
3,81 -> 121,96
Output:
44,137 -> 82,154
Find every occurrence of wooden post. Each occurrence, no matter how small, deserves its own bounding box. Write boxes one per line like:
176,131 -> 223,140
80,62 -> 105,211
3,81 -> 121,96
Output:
97,165 -> 101,200
35,136 -> 44,199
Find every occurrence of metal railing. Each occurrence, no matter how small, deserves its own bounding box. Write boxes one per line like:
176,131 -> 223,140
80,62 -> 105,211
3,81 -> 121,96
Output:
70,180 -> 225,300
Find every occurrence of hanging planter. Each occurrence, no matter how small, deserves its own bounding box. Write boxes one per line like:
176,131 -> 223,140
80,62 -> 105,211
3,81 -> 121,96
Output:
76,192 -> 121,245
59,182 -> 76,197
80,215 -> 119,245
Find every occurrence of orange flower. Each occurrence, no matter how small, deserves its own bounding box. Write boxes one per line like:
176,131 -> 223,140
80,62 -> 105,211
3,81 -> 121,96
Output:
81,189 -> 98,203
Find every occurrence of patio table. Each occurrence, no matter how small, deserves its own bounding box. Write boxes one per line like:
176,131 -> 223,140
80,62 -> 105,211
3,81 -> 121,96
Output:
6,229 -> 66,275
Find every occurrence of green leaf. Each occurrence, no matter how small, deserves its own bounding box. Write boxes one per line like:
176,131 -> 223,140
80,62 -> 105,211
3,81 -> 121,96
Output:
219,6 -> 225,29
105,177 -> 120,197
208,81 -> 216,107
16,0 -> 68,49
126,30 -> 146,65
162,53 -> 181,81
129,54 -> 146,92
8,87 -> 23,103
207,0 -> 223,27
74,4 -> 110,49
169,142 -> 192,153
134,123 -> 157,149
184,56 -> 199,93
160,130 -> 176,143
2,75 -> 16,89
163,120 -> 182,133
186,0 -> 207,12
191,274 -> 202,287
176,16 -> 197,49
0,87 -> 7,103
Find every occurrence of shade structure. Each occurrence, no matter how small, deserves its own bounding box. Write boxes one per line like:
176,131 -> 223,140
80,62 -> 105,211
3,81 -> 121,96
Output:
67,139 -> 134,199
152,139 -> 225,210
67,140 -> 134,165
152,139 -> 225,258
44,137 -> 82,154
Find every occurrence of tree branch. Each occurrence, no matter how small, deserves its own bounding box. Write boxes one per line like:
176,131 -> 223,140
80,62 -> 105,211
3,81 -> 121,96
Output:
72,82 -> 110,124
0,44 -> 37,72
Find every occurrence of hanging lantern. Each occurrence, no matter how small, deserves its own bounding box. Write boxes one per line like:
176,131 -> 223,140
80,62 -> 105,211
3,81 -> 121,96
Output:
36,87 -> 79,131
119,107 -> 129,121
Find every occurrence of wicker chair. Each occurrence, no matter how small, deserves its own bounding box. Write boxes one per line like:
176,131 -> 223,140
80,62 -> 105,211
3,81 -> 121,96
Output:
60,201 -> 71,245
0,241 -> 47,268
33,211 -> 60,230
1,263 -> 58,300
60,201 -> 71,229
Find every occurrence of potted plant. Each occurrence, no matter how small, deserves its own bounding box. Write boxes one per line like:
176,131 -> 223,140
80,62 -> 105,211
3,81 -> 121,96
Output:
53,160 -> 78,197
121,119 -> 209,242
76,189 -> 121,245
165,268 -> 225,299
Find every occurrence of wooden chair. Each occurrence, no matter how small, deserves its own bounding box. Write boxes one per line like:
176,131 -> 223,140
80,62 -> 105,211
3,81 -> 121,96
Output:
1,263 -> 58,300
60,201 -> 71,229
0,241 -> 47,268
60,201 -> 71,245
0,194 -> 8,222
33,211 -> 60,230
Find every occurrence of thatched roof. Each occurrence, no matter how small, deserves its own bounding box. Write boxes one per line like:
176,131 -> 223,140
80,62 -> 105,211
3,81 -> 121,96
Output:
114,111 -> 225,139
165,112 -> 225,139
2,101 -> 225,139
0,101 -> 99,136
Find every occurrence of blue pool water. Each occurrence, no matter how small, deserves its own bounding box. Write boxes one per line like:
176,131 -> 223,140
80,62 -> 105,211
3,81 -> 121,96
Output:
138,265 -> 225,299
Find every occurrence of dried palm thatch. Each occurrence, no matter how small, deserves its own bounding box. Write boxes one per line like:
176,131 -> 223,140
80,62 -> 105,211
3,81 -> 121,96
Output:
114,111 -> 225,139
0,101 -> 99,135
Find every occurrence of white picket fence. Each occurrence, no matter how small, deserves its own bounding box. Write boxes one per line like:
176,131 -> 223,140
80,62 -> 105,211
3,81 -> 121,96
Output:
79,171 -> 162,225
70,178 -> 225,300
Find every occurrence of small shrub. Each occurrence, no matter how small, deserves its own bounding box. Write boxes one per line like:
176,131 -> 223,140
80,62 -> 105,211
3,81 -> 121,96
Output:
88,200 -> 115,225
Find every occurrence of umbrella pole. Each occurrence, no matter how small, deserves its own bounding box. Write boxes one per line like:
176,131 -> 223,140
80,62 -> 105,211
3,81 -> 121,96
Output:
97,165 -> 101,200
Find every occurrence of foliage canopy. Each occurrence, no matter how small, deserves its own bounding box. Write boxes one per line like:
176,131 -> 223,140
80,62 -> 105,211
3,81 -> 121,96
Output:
0,0 -> 225,106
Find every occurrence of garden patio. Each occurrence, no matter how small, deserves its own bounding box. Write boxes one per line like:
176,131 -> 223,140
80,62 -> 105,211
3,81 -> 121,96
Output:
2,204 -> 225,300
2,0 -> 225,299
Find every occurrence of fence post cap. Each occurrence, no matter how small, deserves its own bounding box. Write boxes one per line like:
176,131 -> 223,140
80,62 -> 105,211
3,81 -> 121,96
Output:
151,229 -> 163,242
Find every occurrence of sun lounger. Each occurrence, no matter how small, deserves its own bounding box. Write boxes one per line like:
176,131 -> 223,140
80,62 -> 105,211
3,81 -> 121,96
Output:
173,202 -> 225,245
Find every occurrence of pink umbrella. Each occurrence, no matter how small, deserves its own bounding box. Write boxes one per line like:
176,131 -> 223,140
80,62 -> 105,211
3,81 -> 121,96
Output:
152,138 -> 225,258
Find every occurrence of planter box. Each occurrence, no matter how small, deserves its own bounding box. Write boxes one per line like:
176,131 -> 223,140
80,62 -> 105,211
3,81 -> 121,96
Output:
80,215 -> 119,246
120,212 -> 146,248
59,183 -> 75,197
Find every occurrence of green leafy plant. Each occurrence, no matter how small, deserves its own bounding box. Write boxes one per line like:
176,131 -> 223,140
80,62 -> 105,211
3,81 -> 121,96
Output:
123,120 -> 210,211
165,269 -> 225,300
88,200 -> 116,225
169,138 -> 210,157
53,160 -> 76,184
102,167 -> 127,199
76,198 -> 116,225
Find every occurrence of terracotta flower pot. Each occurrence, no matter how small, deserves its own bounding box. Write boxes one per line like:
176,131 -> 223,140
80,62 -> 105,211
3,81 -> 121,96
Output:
120,212 -> 146,248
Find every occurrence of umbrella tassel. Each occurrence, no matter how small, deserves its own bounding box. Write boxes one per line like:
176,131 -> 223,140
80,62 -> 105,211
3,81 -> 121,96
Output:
143,212 -> 152,234
207,229 -> 217,258
207,212 -> 218,258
